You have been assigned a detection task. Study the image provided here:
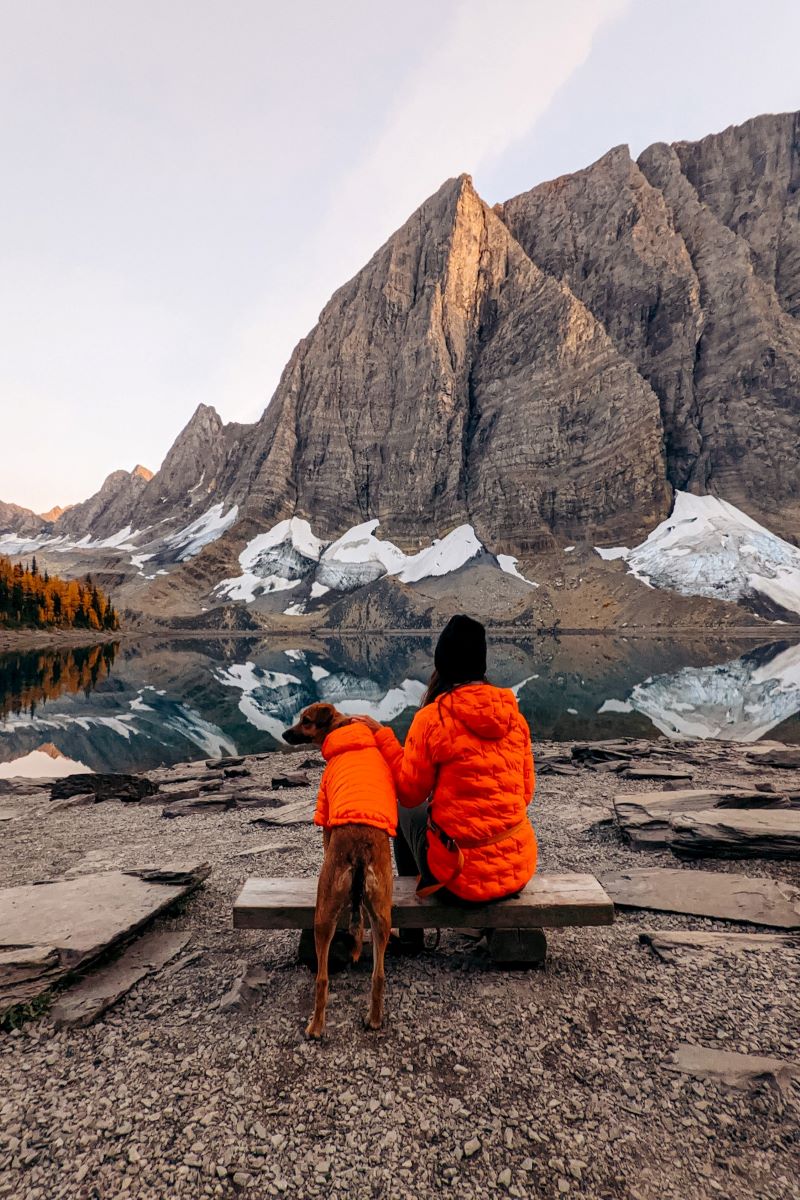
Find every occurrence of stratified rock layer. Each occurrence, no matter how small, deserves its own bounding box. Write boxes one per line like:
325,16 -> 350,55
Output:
2,109 -> 797,563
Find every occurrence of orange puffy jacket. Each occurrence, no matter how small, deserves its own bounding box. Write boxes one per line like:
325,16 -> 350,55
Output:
315,723 -> 398,836
374,683 -> 536,901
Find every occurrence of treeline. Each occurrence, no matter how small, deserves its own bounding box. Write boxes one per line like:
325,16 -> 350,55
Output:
0,643 -> 118,720
0,556 -> 119,630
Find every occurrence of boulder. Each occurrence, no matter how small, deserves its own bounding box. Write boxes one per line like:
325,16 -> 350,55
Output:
747,748 -> 800,770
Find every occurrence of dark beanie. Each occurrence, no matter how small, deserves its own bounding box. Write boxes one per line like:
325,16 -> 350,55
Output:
434,614 -> 487,684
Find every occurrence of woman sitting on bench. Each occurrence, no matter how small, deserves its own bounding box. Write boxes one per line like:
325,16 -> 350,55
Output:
356,615 -> 536,921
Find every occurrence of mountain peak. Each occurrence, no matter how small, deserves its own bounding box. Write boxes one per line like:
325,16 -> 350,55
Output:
132,465 -> 154,482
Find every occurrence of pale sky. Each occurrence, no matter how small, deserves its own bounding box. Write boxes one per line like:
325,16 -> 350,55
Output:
2,0 -> 799,512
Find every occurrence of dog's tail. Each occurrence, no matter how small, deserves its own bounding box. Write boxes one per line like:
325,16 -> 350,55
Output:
349,860 -> 365,932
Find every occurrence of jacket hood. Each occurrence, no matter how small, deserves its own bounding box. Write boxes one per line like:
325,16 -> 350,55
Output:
436,683 -> 519,740
321,722 -> 377,760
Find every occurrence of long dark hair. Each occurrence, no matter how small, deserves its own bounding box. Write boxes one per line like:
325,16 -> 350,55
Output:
421,667 -> 487,708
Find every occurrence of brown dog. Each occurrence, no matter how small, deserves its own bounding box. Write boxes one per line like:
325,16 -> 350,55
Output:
283,702 -> 394,1039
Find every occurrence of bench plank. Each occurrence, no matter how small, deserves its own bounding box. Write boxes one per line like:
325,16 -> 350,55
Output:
233,873 -> 614,931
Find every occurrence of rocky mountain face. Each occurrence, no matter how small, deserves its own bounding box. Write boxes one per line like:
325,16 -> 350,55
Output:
0,501 -> 45,538
56,465 -> 154,538
1,110 -> 797,614
219,176 -> 670,550
499,111 -> 800,539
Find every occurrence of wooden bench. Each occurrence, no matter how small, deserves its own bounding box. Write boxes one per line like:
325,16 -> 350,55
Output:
233,873 -> 614,966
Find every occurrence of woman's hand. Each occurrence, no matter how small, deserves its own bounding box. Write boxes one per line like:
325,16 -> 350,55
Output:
352,714 -> 382,732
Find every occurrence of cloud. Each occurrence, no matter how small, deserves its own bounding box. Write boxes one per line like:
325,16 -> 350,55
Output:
215,0 -> 630,420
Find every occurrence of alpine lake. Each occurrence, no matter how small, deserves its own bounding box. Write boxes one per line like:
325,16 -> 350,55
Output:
1,631 -> 799,776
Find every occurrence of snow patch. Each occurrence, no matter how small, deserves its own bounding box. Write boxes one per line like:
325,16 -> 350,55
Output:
317,520 -> 406,591
497,554 -> 539,587
165,504 -> 239,561
597,698 -> 634,714
594,492 -> 800,616
395,525 -> 482,584
216,517 -> 321,602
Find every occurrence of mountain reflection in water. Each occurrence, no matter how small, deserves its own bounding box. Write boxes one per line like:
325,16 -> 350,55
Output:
0,634 -> 798,774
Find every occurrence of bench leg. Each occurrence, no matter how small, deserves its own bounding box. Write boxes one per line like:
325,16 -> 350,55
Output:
487,928 -> 547,967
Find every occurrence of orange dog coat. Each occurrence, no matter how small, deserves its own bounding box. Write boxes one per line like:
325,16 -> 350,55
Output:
315,723 -> 398,836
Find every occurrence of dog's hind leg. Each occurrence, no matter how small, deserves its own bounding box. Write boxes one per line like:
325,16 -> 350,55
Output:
363,857 -> 393,1031
306,857 -> 351,1041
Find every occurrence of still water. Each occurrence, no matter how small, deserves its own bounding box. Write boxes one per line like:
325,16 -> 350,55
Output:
0,634 -> 799,775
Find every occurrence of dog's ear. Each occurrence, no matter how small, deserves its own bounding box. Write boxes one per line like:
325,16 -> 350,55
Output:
310,703 -> 336,732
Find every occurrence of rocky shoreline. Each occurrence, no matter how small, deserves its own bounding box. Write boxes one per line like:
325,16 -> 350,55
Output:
1,737 -> 798,1199
2,620 -> 800,658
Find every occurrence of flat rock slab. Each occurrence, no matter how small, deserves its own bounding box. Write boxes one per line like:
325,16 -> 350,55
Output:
0,865 -> 209,964
600,868 -> 800,928
670,809 -> 800,859
620,766 -> 694,782
0,946 -> 62,1013
613,791 -> 738,849
162,796 -> 237,818
50,773 -> 158,803
640,929 -> 800,964
272,772 -> 311,789
50,931 -> 189,1028
234,873 -> 614,931
0,863 -> 209,1020
747,748 -> 800,770
248,799 -> 314,827
230,842 -> 292,859
615,790 -> 800,850
670,1044 -> 800,1095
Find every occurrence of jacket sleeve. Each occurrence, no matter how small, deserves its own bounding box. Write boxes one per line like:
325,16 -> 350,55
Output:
521,716 -> 535,805
314,773 -> 329,828
375,716 -> 437,810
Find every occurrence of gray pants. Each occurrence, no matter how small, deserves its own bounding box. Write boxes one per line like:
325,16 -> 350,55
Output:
394,801 -> 430,879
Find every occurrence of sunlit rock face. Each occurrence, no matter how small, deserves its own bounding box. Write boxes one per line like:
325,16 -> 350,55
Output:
1,110 -> 798,615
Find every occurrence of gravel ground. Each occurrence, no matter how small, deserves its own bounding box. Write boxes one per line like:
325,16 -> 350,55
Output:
1,743 -> 799,1200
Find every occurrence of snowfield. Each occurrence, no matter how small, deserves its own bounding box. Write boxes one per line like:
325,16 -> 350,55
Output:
164,504 -> 239,561
595,491 -> 800,617
214,517 -> 539,610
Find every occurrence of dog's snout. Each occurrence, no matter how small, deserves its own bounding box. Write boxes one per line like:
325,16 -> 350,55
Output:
283,725 -> 306,745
